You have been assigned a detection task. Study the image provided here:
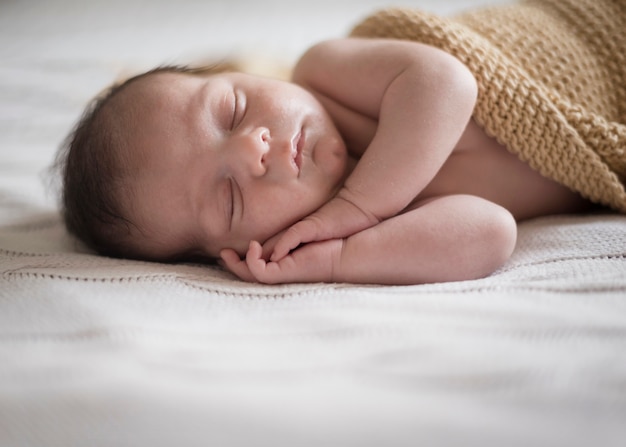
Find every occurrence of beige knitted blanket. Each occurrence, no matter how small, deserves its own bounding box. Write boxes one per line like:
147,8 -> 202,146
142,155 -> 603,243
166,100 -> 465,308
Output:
351,0 -> 626,213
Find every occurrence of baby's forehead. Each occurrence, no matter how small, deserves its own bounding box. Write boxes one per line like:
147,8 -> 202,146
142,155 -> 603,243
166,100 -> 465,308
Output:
141,69 -> 194,85
122,70 -> 190,102
108,71 -> 200,134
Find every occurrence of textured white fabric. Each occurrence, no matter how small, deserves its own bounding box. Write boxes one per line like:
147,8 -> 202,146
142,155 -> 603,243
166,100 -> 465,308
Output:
1,1 -> 625,446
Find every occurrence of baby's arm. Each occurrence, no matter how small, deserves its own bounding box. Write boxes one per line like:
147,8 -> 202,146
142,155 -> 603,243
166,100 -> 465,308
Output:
222,195 -> 517,285
270,38 -> 478,260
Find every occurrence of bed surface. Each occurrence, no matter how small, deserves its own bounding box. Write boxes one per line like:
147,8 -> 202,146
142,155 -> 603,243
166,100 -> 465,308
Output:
1,0 -> 626,445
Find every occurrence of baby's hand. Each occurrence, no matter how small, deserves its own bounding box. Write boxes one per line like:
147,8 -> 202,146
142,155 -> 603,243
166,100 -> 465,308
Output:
270,194 -> 378,262
221,239 -> 344,284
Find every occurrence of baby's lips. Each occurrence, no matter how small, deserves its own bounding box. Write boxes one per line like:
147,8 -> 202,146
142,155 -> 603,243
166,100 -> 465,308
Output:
291,129 -> 304,174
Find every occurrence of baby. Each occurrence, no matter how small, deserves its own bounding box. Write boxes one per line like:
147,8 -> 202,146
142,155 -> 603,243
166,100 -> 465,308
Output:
57,37 -> 594,285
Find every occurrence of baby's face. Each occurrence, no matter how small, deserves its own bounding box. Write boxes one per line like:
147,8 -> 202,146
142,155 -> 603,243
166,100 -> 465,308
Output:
120,71 -> 350,259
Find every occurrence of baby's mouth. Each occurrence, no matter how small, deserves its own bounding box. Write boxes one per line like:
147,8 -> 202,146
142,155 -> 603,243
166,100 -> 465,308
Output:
291,129 -> 304,175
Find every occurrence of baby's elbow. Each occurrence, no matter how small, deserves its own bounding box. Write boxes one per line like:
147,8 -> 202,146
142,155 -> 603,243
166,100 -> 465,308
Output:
479,204 -> 517,275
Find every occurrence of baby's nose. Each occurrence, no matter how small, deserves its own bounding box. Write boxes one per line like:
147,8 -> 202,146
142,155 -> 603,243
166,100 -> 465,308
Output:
235,127 -> 270,177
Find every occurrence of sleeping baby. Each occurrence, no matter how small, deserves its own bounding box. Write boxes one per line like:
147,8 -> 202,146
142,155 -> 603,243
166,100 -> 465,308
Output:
55,0 -> 625,285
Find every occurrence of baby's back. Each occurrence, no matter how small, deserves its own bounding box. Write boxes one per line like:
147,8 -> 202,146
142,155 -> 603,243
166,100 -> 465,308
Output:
419,119 -> 594,220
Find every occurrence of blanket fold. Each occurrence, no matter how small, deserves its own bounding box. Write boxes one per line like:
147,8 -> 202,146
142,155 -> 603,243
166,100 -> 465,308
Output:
350,0 -> 626,212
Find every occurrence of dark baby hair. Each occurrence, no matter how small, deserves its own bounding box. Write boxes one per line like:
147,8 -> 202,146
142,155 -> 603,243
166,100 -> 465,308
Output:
54,63 -> 235,260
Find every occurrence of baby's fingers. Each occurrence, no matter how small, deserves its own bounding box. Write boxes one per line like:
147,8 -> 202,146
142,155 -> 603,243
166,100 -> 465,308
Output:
219,248 -> 256,282
246,241 -> 274,278
248,241 -> 292,284
270,225 -> 307,262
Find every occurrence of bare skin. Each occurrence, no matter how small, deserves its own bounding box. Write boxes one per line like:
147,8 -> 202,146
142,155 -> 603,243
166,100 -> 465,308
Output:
223,121 -> 591,284
118,38 -> 593,285
425,120 -> 592,221
221,38 -> 591,284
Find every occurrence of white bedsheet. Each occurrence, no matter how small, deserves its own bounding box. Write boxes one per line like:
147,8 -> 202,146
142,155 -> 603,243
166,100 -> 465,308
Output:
1,0 -> 625,446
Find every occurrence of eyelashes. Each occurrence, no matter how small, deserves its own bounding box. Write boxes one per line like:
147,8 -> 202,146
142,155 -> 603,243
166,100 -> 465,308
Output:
230,91 -> 237,130
228,177 -> 234,230
229,89 -> 247,130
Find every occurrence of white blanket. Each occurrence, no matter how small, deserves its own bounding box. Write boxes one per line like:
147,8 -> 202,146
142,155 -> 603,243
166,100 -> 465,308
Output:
1,0 -> 625,446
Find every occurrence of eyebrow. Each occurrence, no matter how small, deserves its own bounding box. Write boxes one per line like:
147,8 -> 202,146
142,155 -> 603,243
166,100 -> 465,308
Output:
193,79 -> 213,128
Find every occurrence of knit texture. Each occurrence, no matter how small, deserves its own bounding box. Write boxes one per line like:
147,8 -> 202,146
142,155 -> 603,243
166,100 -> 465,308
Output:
351,0 -> 626,212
